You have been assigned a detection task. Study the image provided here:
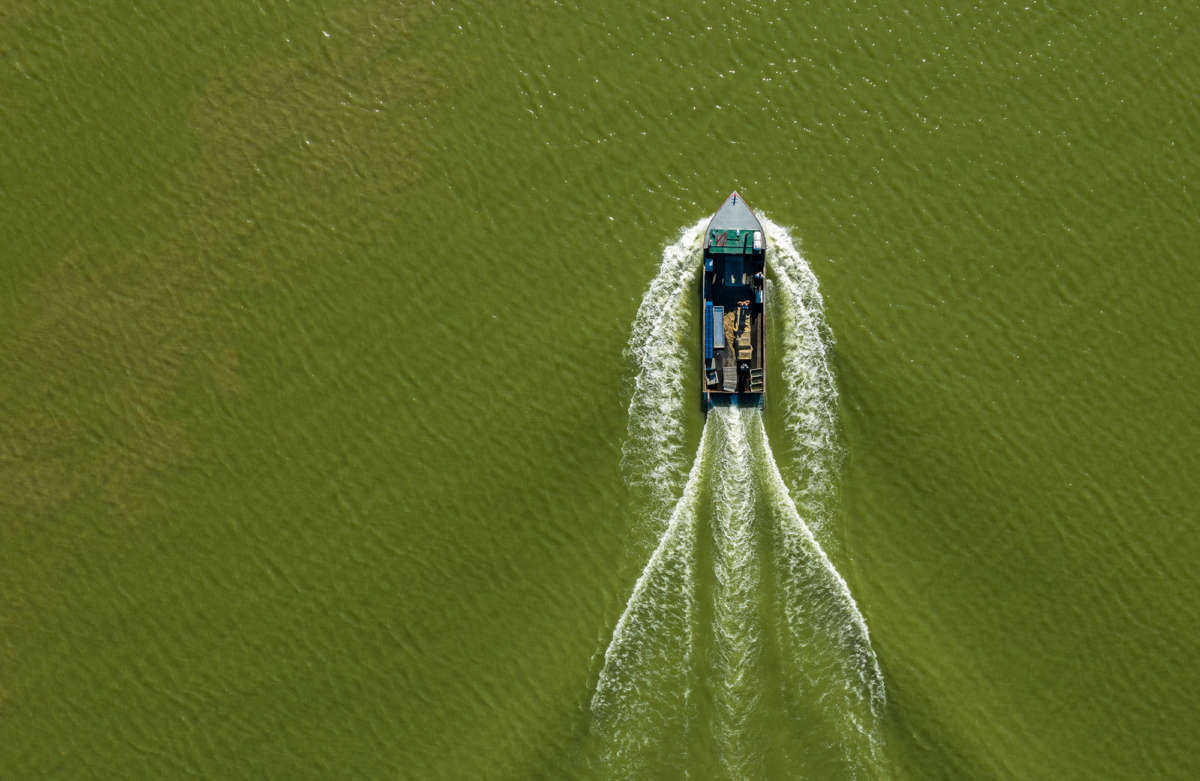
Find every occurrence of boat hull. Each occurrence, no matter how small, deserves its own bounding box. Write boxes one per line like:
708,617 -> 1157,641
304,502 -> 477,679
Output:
701,192 -> 766,412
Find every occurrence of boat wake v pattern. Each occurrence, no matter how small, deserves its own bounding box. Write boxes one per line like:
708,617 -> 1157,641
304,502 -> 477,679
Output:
590,218 -> 886,779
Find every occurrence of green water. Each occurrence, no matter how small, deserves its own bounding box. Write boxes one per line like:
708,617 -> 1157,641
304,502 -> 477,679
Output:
4,1 -> 1199,778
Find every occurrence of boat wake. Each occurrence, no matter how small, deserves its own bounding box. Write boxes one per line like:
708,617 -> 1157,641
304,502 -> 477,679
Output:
590,219 -> 885,779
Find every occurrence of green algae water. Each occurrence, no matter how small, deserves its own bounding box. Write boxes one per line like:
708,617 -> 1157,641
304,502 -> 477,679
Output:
4,1 -> 1200,778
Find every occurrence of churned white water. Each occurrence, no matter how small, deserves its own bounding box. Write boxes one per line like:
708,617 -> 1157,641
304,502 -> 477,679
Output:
590,423 -> 707,776
761,216 -> 843,542
622,218 -> 709,522
710,407 -> 765,778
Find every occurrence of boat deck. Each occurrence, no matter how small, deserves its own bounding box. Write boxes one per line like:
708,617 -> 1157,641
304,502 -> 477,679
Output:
702,266 -> 765,398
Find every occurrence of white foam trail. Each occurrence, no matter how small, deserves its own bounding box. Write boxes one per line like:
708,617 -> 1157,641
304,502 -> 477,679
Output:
761,216 -> 842,540
711,406 -> 764,778
752,412 -> 886,769
591,421 -> 709,777
623,218 -> 709,520
593,218 -> 708,777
